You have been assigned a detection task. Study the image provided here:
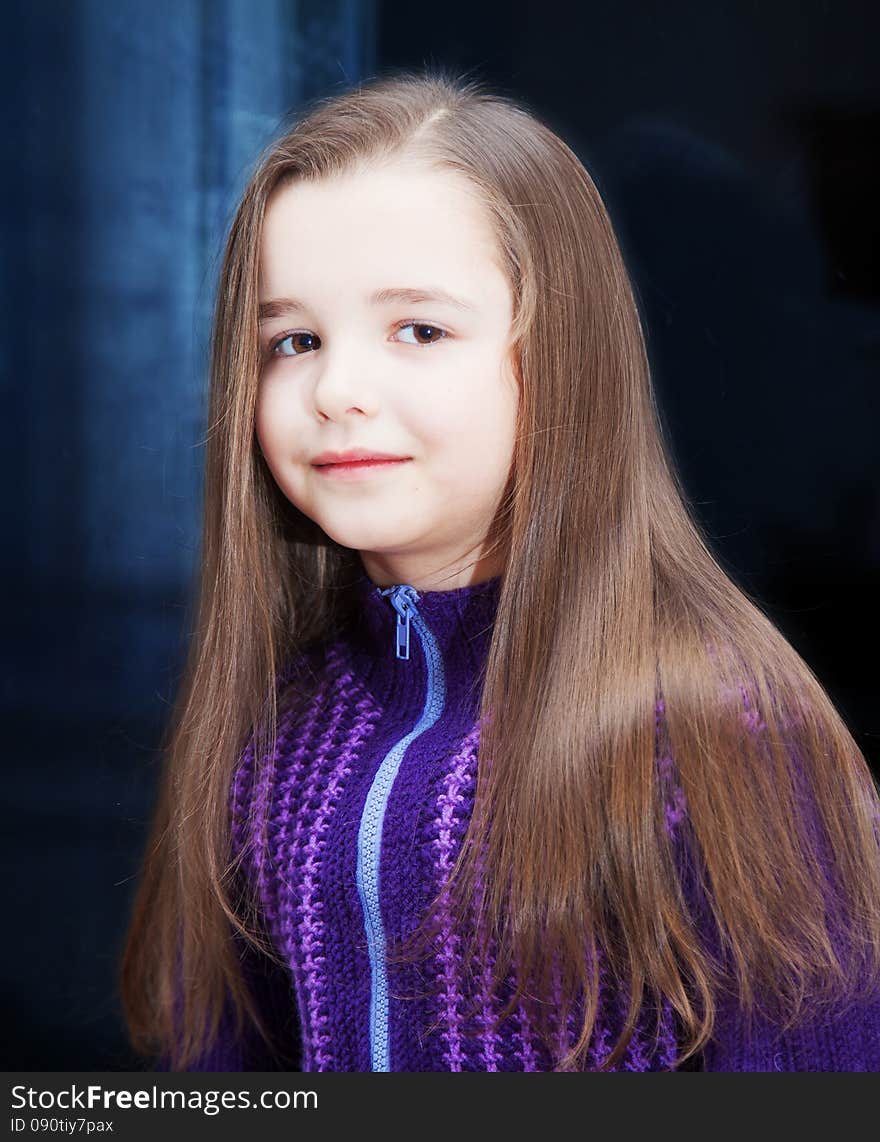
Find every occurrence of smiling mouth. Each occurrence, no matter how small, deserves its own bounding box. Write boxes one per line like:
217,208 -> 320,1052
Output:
312,457 -> 413,475
314,458 -> 409,467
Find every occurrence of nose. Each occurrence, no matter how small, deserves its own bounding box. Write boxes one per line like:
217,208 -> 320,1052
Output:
311,341 -> 380,422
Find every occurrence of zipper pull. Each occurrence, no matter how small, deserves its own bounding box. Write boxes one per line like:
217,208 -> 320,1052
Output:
379,584 -> 420,660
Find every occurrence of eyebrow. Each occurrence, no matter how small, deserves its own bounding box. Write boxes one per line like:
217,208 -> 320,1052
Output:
258,286 -> 476,323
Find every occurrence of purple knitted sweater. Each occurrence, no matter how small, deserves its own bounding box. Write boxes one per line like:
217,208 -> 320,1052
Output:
175,571 -> 880,1072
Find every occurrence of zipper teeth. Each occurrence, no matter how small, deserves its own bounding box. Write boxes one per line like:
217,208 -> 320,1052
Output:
355,587 -> 446,1071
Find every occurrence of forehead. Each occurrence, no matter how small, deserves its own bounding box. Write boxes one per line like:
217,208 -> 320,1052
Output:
258,163 -> 503,298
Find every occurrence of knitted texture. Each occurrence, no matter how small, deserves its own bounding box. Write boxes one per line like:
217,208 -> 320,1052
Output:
180,572 -> 880,1072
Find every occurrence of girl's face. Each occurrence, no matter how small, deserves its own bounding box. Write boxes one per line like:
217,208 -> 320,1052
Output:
255,161 -> 519,590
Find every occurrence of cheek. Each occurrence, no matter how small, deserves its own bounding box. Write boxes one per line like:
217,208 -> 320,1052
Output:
253,390 -> 309,506
450,364 -> 518,455
415,358 -> 518,444
254,385 -> 293,464
420,374 -> 518,486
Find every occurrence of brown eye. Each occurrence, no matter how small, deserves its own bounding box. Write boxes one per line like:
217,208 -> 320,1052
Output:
272,331 -> 321,357
395,321 -> 448,346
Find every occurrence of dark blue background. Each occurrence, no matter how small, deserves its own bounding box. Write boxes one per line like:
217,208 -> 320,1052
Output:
2,0 -> 876,1069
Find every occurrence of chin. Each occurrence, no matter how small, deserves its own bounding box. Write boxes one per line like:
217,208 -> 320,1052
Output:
315,520 -> 406,554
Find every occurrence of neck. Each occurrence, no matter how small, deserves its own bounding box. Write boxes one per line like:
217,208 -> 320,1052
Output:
357,551 -> 506,594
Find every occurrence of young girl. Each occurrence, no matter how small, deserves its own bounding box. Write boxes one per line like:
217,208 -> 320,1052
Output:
121,69 -> 880,1072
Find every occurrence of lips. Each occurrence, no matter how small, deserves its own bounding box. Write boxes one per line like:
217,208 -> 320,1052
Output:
311,449 -> 409,466
317,459 -> 404,467
310,450 -> 412,480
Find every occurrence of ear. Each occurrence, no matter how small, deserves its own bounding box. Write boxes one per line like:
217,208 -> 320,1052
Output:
504,339 -> 524,400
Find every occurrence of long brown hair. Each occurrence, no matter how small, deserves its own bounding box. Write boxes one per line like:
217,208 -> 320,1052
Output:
120,67 -> 880,1071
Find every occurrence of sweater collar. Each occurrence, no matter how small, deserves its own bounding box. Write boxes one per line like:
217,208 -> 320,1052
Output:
348,569 -> 503,667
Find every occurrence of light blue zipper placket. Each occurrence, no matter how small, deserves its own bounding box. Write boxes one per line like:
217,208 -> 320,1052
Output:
355,584 -> 446,1072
